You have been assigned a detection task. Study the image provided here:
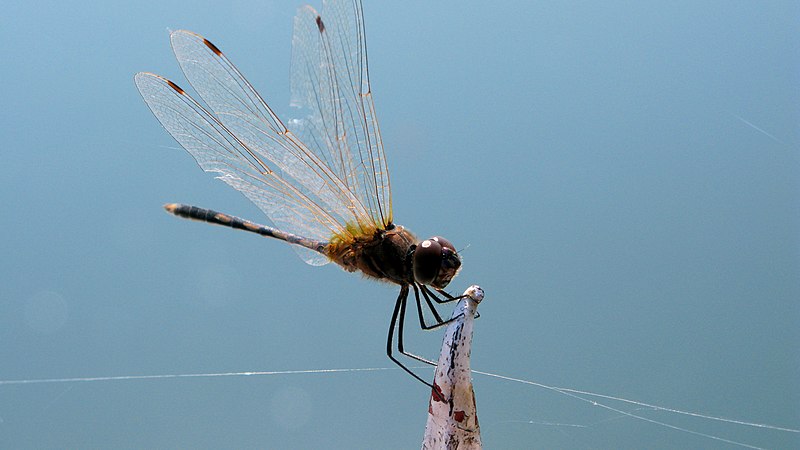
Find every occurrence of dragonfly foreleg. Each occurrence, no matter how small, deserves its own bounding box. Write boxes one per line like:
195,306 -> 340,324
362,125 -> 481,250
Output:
423,286 -> 466,304
414,284 -> 460,331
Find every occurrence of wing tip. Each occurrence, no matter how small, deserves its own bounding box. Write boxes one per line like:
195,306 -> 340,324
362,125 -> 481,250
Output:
133,72 -> 185,94
170,29 -> 221,56
170,29 -> 199,40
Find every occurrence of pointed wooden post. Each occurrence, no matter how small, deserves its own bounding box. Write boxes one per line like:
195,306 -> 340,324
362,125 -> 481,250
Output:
422,285 -> 484,450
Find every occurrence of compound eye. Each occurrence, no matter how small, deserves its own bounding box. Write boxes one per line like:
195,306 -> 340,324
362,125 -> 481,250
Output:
430,236 -> 455,253
413,238 -> 443,285
431,236 -> 461,289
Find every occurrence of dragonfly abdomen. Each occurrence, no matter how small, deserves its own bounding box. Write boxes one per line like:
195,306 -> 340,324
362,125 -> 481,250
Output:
163,203 -> 328,255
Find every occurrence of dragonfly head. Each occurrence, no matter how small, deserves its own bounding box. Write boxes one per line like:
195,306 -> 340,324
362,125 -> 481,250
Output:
412,236 -> 461,289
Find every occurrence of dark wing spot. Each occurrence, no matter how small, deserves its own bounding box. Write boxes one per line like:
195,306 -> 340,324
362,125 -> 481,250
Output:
166,80 -> 185,94
203,38 -> 223,56
316,15 -> 325,33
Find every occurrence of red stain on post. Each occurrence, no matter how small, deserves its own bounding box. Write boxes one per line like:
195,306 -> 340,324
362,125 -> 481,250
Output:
431,382 -> 446,403
453,410 -> 466,423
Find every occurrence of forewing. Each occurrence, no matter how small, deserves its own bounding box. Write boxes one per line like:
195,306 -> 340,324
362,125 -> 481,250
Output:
134,72 -> 333,265
169,30 -> 377,243
289,0 -> 393,228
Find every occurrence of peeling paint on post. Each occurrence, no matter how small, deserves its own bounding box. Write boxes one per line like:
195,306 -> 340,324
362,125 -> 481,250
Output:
422,285 -> 484,450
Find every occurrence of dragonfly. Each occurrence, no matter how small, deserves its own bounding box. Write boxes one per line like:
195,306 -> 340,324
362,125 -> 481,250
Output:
134,0 -> 464,393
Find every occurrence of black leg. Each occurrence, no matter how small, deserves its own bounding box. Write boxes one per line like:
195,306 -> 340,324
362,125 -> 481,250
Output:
417,285 -> 460,331
386,285 -> 438,388
432,286 -> 480,319
426,285 -> 466,304
398,287 -> 438,367
412,284 -> 445,328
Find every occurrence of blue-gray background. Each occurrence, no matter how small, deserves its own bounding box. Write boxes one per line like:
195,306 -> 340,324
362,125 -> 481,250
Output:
1,1 -> 798,448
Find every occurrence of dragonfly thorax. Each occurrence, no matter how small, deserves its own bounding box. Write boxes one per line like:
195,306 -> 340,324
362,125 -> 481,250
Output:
327,227 -> 460,289
327,225 -> 416,285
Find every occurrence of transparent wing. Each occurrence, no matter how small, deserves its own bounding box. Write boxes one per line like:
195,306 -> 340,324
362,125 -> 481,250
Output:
134,72 -> 335,265
169,29 -> 379,244
289,0 -> 392,228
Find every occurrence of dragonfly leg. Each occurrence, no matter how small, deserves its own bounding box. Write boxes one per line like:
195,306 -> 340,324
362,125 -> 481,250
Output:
396,288 -> 437,367
387,285 -> 462,402
387,285 -> 438,388
413,284 -> 444,327
414,284 -> 459,331
430,286 -> 480,318
425,286 -> 466,304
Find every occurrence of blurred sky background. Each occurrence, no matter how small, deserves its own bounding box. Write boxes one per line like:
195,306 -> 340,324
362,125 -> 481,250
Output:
1,0 -> 798,448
